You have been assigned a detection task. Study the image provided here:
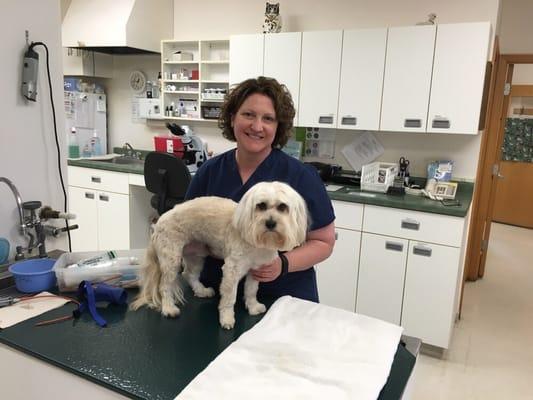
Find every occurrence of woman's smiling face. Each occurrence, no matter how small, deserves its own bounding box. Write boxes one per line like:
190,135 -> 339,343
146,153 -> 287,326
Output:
231,93 -> 278,158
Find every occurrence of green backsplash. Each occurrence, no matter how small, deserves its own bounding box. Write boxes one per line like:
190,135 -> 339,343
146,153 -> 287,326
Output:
502,118 -> 533,163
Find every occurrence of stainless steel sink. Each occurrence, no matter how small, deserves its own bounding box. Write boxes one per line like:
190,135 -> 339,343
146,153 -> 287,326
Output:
91,156 -> 144,165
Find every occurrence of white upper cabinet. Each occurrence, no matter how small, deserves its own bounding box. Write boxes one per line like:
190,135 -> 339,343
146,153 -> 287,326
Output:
380,25 -> 436,132
427,22 -> 491,134
264,32 -> 302,125
337,28 -> 387,131
229,34 -> 264,86
298,30 -> 343,128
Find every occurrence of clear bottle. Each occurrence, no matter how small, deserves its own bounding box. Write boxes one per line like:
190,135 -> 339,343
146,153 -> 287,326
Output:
90,130 -> 102,156
82,143 -> 92,158
68,127 -> 80,158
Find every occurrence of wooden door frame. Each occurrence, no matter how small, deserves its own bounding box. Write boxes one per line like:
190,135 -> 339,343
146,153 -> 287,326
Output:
463,51 -> 533,285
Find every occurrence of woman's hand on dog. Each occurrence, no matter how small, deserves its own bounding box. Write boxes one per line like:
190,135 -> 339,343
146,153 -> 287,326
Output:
251,257 -> 283,282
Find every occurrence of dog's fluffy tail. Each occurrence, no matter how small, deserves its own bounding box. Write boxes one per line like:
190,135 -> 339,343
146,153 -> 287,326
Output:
130,239 -> 185,311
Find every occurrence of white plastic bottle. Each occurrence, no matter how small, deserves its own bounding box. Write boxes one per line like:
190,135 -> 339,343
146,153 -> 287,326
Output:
90,129 -> 102,156
68,127 -> 80,158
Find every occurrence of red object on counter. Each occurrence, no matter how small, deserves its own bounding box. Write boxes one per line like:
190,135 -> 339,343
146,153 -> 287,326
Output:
154,136 -> 184,158
191,70 -> 199,80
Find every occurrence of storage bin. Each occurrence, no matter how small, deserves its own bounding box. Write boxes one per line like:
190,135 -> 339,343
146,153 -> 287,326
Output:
54,249 -> 145,292
361,162 -> 398,193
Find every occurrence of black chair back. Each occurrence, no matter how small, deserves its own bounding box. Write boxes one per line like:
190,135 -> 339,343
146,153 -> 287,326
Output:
144,152 -> 192,215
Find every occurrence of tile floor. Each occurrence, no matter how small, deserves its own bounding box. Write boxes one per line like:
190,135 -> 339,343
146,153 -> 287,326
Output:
410,222 -> 533,399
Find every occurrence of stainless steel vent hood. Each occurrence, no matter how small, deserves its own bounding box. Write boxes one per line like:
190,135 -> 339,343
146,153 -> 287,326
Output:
62,0 -> 173,54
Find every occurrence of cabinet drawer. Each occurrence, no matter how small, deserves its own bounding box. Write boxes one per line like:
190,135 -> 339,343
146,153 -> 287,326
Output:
363,205 -> 463,247
68,166 -> 129,194
332,200 -> 363,231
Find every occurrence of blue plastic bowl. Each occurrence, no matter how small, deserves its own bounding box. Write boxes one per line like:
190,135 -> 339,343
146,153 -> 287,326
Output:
9,258 -> 57,293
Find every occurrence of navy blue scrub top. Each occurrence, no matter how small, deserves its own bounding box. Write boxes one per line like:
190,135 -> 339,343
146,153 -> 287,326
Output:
184,148 -> 335,302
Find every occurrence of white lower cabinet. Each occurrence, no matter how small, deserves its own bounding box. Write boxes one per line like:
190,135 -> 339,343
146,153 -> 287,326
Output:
68,167 -> 130,252
402,241 -> 460,348
357,233 -> 408,325
318,201 -> 465,349
317,228 -> 360,312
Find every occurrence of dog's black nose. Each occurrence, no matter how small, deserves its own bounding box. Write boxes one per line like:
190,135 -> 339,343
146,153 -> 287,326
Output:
265,218 -> 277,230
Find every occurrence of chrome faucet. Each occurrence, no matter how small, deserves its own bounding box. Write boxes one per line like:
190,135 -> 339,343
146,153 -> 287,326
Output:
0,177 -> 27,237
122,142 -> 142,159
0,177 -> 78,260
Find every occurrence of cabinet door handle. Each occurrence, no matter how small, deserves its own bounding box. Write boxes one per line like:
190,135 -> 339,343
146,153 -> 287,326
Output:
401,218 -> 420,230
341,116 -> 357,126
91,176 -> 101,183
318,115 -> 334,124
385,241 -> 404,252
404,119 -> 422,128
413,245 -> 432,257
432,118 -> 450,129
84,192 -> 95,199
99,194 -> 109,202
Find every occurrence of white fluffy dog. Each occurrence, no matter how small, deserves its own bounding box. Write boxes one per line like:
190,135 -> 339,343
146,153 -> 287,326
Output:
131,181 -> 308,329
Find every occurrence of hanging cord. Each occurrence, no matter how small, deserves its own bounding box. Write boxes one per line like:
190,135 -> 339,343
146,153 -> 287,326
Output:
29,42 -> 72,252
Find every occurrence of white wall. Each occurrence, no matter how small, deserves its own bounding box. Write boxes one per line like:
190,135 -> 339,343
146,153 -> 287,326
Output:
0,0 -> 68,260
101,0 -> 503,180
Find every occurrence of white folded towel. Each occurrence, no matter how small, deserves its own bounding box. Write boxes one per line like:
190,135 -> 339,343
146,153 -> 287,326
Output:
176,296 -> 403,400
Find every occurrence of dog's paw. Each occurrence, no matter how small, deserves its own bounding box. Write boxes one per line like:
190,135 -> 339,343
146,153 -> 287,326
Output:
161,304 -> 181,318
219,309 -> 235,330
246,301 -> 267,316
194,286 -> 215,298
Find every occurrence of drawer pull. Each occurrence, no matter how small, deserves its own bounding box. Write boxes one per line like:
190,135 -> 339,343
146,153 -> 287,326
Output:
404,119 -> 422,128
413,245 -> 432,257
99,194 -> 109,202
318,115 -> 334,124
401,219 -> 420,230
432,118 -> 450,129
84,192 -> 94,199
341,116 -> 357,126
385,241 -> 404,252
91,176 -> 101,183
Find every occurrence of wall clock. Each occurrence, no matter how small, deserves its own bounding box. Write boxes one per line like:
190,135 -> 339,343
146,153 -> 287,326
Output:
129,70 -> 147,93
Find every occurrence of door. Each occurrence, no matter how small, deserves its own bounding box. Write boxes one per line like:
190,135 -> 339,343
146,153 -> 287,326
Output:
229,34 -> 264,85
402,241 -> 460,348
298,30 -> 343,128
337,28 -> 387,131
264,32 -> 302,125
97,191 -> 130,251
380,25 -> 436,132
492,83 -> 533,228
316,228 -> 360,312
357,233 -> 408,325
427,22 -> 491,134
68,186 -> 98,251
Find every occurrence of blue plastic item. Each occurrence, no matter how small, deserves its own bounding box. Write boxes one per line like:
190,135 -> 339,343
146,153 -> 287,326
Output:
0,238 -> 9,264
8,258 -> 57,293
74,281 -> 128,327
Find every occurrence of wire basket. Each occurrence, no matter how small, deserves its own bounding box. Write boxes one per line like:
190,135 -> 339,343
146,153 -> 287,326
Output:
361,162 -> 398,193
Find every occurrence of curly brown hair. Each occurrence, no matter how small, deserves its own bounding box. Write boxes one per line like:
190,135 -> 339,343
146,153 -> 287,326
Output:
218,77 -> 296,148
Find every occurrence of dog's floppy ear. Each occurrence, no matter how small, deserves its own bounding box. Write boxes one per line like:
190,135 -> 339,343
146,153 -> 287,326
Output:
232,185 -> 255,234
288,186 -> 309,247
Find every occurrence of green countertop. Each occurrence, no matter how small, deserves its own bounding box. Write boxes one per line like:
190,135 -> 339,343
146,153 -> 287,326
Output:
0,285 -> 416,399
67,157 -> 473,218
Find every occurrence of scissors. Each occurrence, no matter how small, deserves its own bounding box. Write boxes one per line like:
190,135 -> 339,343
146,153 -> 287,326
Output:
399,157 -> 410,178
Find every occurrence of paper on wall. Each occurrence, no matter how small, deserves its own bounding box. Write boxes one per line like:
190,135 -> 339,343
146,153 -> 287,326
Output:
341,131 -> 384,172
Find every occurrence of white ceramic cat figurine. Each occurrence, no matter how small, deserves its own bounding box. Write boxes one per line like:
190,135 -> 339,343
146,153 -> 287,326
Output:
262,2 -> 282,33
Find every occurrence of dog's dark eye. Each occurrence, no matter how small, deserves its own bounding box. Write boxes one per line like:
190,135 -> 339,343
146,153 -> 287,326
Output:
277,203 -> 288,212
256,202 -> 267,211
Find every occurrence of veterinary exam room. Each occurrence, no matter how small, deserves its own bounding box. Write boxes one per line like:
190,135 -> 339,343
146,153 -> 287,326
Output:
1,0 -> 532,398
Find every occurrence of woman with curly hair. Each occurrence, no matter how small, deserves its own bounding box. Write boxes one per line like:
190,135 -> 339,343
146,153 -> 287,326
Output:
185,76 -> 335,302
